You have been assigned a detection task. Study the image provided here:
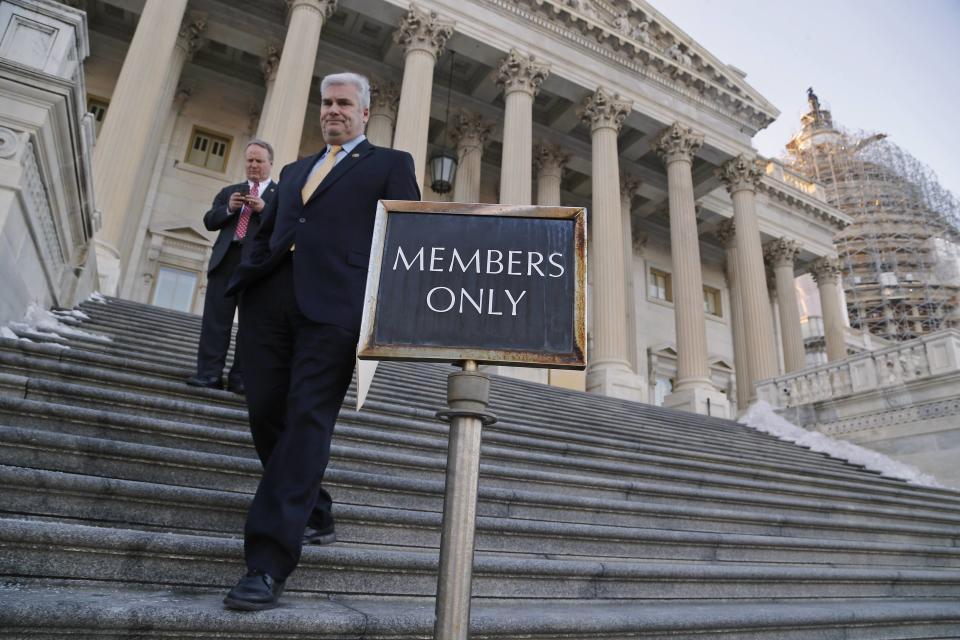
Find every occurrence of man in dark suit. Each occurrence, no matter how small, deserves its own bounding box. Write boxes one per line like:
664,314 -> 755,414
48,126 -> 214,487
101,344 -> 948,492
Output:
222,72 -> 420,611
186,139 -> 276,394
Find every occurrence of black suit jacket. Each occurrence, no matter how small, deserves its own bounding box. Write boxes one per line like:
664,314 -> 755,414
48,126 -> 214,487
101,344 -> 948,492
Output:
228,140 -> 420,332
203,181 -> 278,273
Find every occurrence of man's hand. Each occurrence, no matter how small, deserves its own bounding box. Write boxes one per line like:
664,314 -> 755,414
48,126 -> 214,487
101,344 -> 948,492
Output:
244,195 -> 266,213
228,191 -> 247,213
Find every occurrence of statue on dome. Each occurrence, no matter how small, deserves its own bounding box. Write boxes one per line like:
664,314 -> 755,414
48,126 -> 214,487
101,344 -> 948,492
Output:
807,87 -> 821,115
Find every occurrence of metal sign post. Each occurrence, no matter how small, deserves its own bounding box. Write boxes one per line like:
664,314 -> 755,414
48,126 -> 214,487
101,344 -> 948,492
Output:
433,360 -> 496,640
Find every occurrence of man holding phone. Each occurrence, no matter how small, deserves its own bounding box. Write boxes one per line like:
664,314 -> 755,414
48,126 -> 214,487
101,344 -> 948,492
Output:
186,139 -> 277,393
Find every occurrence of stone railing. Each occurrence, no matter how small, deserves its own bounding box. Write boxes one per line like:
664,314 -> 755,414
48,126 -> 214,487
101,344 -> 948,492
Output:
763,160 -> 826,202
757,329 -> 960,409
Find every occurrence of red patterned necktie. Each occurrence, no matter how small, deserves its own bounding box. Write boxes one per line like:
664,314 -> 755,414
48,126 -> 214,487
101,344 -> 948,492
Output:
235,181 -> 259,241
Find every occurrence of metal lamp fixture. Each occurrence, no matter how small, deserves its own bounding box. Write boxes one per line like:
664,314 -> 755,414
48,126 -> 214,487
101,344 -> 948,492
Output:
428,51 -> 458,194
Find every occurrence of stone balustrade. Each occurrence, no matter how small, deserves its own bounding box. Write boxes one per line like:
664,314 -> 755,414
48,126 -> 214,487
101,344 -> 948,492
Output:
757,329 -> 960,408
763,160 -> 826,201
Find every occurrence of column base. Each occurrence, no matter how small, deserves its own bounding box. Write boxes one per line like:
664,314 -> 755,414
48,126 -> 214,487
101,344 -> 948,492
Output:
94,240 -> 121,297
586,363 -> 646,402
663,385 -> 731,419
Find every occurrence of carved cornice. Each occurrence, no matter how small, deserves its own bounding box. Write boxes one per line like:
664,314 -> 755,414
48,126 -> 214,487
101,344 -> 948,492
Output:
394,3 -> 454,59
653,122 -> 703,164
484,0 -> 777,132
370,79 -> 401,117
497,49 -> 550,97
451,111 -> 493,149
756,178 -> 850,231
715,218 -> 736,249
579,86 -> 632,132
533,142 -> 571,176
809,257 -> 842,286
260,43 -> 281,82
718,154 -> 763,194
176,15 -> 207,60
764,238 -> 801,270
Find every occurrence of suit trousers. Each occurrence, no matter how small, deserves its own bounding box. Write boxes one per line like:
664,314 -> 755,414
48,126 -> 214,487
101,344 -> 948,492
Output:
238,255 -> 357,579
196,242 -> 243,383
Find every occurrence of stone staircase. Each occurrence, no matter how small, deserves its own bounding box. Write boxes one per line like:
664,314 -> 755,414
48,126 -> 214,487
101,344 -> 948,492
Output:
1,296 -> 959,638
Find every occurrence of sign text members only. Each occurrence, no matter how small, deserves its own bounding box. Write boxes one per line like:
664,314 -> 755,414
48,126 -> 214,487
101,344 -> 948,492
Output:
359,202 -> 586,368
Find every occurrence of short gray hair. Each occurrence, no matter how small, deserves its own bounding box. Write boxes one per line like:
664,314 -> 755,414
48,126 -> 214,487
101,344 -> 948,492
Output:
246,138 -> 274,163
320,72 -> 371,109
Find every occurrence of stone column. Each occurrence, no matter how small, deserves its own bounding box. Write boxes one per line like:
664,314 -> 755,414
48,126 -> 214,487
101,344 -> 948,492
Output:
653,122 -> 728,417
579,88 -> 642,400
718,154 -> 778,396
257,0 -> 336,168
393,4 -> 454,185
717,220 -> 749,411
497,49 -> 549,205
367,79 -> 400,148
91,0 -> 191,294
811,257 -> 847,362
620,175 -> 643,373
450,111 -> 492,203
534,142 -> 569,206
764,238 -> 806,373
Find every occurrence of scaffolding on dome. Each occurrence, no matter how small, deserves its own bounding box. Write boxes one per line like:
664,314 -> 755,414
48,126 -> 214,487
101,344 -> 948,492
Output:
784,89 -> 960,341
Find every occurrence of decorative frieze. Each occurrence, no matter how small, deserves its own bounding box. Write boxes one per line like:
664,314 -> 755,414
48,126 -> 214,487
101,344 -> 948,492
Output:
653,122 -> 703,164
496,49 -> 550,97
579,87 -> 631,132
393,3 -> 454,59
718,154 -> 763,194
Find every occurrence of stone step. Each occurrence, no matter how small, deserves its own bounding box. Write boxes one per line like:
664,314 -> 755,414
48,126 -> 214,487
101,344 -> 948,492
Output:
6,465 -> 960,569
2,424 -> 957,546
4,519 -> 960,600
4,584 -> 959,640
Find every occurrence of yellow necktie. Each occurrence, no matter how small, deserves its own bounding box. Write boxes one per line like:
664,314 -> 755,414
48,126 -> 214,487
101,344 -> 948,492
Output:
301,145 -> 342,204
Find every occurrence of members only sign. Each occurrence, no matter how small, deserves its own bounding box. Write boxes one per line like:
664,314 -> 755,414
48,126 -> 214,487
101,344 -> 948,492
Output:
358,201 -> 586,368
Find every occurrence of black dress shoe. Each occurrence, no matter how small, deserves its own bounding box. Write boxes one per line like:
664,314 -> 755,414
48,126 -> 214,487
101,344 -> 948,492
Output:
223,569 -> 285,611
226,379 -> 245,395
303,522 -> 337,545
186,375 -> 222,389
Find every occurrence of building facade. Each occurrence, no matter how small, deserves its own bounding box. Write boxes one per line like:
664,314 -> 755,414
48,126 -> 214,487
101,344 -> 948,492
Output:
60,0 -> 853,417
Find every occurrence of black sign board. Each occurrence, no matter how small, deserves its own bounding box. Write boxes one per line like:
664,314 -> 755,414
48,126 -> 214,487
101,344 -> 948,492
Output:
359,201 -> 586,368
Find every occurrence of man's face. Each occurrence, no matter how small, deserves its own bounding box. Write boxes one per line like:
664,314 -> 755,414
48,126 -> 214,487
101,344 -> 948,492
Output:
245,144 -> 272,182
320,83 -> 369,145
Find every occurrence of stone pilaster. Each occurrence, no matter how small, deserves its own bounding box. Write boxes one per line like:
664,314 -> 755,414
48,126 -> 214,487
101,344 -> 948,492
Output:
620,175 -> 643,374
653,123 -> 728,416
764,238 -> 806,373
533,142 -> 569,206
718,154 -> 778,396
579,88 -> 642,400
393,4 -> 454,185
450,111 -> 492,203
717,220 -> 749,411
91,0 -> 190,294
497,49 -> 549,204
810,257 -> 848,362
367,79 -> 400,148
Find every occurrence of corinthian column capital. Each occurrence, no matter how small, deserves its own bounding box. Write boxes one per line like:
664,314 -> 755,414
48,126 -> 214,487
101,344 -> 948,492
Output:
533,142 -> 571,177
176,14 -> 207,60
715,218 -> 736,249
579,87 -> 632,133
763,238 -> 801,269
260,43 -> 282,82
809,256 -> 842,285
620,174 -> 643,199
496,49 -> 550,97
450,111 -> 493,149
653,122 -> 703,164
718,153 -> 764,194
394,3 -> 454,59
370,79 -> 401,116
287,0 -> 337,19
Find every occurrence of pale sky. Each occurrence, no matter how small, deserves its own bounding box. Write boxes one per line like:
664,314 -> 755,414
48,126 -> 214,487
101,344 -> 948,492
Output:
655,0 -> 960,200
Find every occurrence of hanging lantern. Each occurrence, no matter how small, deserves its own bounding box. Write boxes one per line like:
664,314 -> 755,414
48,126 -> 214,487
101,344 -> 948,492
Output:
429,149 -> 457,194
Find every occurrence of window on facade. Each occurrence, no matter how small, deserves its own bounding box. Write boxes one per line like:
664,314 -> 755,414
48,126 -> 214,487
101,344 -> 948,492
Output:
649,268 -> 673,302
703,286 -> 722,317
185,127 -> 231,172
87,96 -> 109,136
152,266 -> 197,312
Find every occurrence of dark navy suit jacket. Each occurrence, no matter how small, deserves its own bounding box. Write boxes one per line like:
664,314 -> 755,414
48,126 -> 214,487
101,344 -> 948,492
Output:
203,181 -> 277,273
228,139 -> 421,333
